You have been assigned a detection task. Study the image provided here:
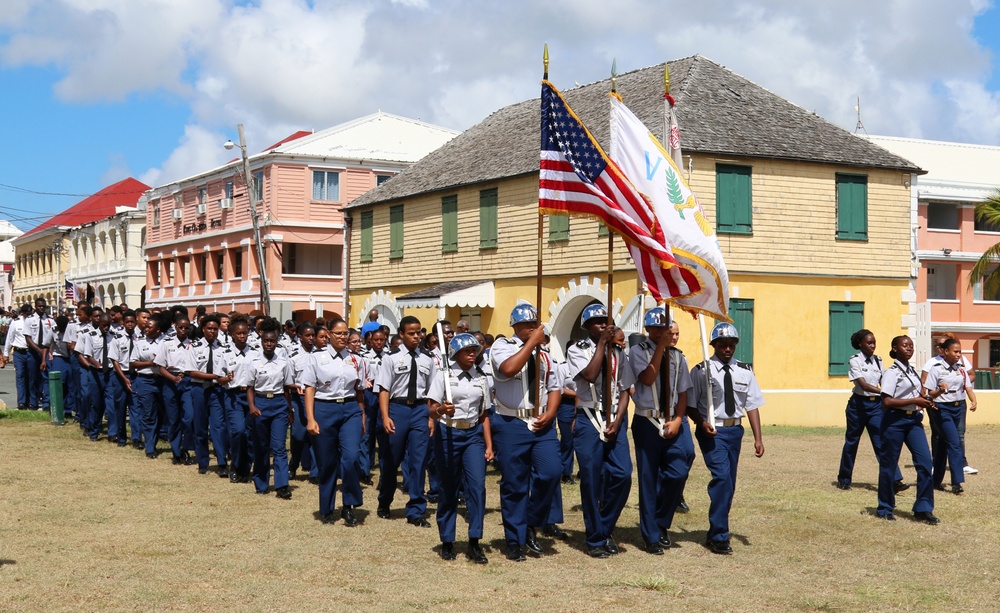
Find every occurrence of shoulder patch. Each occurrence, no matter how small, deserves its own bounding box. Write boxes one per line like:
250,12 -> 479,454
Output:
736,361 -> 753,371
503,338 -> 518,344
575,339 -> 590,348
693,362 -> 705,371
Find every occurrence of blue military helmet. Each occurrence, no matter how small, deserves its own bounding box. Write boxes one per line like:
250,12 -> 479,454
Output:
643,306 -> 670,328
509,303 -> 539,326
710,322 -> 740,344
449,332 -> 481,355
579,303 -> 609,328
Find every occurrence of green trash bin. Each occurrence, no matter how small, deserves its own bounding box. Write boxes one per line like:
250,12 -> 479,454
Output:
48,370 -> 65,425
993,371 -> 1000,390
975,370 -> 988,390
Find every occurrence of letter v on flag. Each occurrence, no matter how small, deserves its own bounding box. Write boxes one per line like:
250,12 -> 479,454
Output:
608,95 -> 731,322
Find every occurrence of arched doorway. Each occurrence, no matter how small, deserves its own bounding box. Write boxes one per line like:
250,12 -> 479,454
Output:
545,276 -> 624,362
359,289 -> 402,334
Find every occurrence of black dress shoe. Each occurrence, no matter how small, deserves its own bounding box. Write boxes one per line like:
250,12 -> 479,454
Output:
677,498 -> 690,513
587,546 -> 611,559
341,506 -> 359,527
952,484 -> 964,494
218,467 -> 230,479
275,486 -> 292,500
913,511 -> 941,525
308,477 -> 319,485
658,528 -> 672,548
645,540 -> 664,555
107,436 -> 118,444
506,545 -> 526,562
132,441 -> 144,450
604,536 -> 620,555
456,493 -> 466,506
377,506 -> 391,519
117,440 -> 128,447
467,539 -> 488,564
705,539 -> 733,555
440,542 -> 457,560
879,513 -> 896,521
407,516 -> 431,528
542,524 -> 569,540
230,474 -> 241,483
181,453 -> 194,465
360,475 -> 374,486
837,482 -> 852,491
525,527 -> 543,554
321,513 -> 337,525
561,475 -> 576,485
198,467 -> 209,475
16,404 -> 27,411
425,493 -> 439,504
893,481 -> 911,494
172,455 -> 185,465
146,452 -> 157,460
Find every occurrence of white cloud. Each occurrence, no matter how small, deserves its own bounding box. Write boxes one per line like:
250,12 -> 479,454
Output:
139,124 -> 231,187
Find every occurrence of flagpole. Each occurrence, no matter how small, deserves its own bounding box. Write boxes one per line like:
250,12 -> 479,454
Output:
604,59 -> 618,428
537,44 -> 548,419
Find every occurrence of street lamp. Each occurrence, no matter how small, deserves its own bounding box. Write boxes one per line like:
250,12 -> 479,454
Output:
224,124 -> 271,316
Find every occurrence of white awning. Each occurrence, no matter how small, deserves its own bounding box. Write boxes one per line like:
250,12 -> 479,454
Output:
396,280 -> 494,309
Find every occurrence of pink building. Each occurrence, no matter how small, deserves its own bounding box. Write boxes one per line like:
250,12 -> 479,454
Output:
873,136 -> 1000,371
143,112 -> 458,321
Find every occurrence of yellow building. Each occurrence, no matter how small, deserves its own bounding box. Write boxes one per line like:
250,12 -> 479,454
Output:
346,56 -> 923,426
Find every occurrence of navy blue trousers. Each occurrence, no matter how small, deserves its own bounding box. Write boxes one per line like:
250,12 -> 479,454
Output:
928,401 -> 966,487
556,400 -> 576,478
289,393 -> 317,478
633,415 -> 694,546
162,376 -> 194,457
838,395 -> 902,485
105,373 -> 127,442
132,375 -> 161,454
377,401 -> 430,520
489,412 -> 561,549
695,424 -> 745,543
47,356 -> 74,416
251,395 -> 290,493
877,409 -> 933,516
574,410 -> 633,549
84,370 -> 109,439
27,348 -> 47,408
359,389 -> 380,478
194,384 -> 229,469
311,399 -> 363,515
225,389 -> 252,478
433,422 -> 487,542
13,350 -> 30,407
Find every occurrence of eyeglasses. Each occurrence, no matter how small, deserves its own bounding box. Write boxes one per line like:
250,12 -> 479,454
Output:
331,331 -> 350,337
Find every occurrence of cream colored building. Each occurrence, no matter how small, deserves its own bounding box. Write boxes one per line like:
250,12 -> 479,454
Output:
67,203 -> 147,308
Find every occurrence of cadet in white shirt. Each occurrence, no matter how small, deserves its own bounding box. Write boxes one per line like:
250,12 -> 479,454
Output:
222,316 -> 258,483
360,328 -> 389,484
288,323 -> 318,483
921,334 -> 978,477
106,311 -> 139,446
129,317 -> 165,458
304,319 -> 366,526
25,298 -> 56,410
688,323 -> 765,555
923,338 -> 970,495
489,304 -> 562,562
154,315 -> 197,465
426,333 -> 493,564
1,304 -> 32,410
188,315 -> 233,477
247,319 -> 295,499
565,303 -> 634,559
78,313 -> 114,441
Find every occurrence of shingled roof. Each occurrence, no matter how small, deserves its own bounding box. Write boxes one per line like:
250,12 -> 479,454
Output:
350,55 -> 920,209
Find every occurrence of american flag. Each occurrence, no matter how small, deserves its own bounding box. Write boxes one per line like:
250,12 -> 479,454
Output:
539,81 -> 678,269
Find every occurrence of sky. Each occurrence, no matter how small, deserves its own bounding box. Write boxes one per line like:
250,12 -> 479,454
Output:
2,0 -> 1000,232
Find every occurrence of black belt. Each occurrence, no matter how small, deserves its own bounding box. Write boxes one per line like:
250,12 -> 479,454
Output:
233,386 -> 249,392
319,396 -> 357,404
938,400 -> 963,407
853,393 -> 880,399
12,347 -> 27,353
390,397 -> 421,406
255,392 -> 281,399
134,373 -> 157,379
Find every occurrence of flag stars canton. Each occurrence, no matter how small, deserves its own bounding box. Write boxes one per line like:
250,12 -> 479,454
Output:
543,97 -> 605,183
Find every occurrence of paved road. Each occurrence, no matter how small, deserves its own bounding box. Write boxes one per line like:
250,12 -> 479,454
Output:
0,362 -> 17,409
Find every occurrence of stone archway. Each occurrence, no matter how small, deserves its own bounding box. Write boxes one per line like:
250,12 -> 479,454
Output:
545,276 -> 623,362
359,289 -> 402,334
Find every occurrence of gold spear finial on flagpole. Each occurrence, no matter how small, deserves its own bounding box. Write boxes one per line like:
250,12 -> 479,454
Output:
543,43 -> 549,80
664,63 -> 670,96
611,57 -> 617,93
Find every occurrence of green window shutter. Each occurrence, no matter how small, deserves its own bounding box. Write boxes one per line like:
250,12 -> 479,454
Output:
360,210 -> 373,263
598,222 -> 609,237
389,205 -> 404,260
479,188 -> 498,249
441,195 -> 458,253
836,174 -> 868,240
549,214 -> 569,242
729,298 -> 754,365
829,301 -> 864,375
716,164 -> 752,235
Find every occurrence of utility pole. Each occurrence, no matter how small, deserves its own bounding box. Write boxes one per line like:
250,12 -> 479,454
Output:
230,124 -> 271,316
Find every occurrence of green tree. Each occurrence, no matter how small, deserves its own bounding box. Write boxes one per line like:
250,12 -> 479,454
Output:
970,189 -> 1000,297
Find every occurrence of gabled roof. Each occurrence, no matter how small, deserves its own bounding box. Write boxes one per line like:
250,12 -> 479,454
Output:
16,177 -> 149,241
350,55 -> 921,208
270,111 -> 460,163
868,135 -> 1000,188
0,219 -> 23,241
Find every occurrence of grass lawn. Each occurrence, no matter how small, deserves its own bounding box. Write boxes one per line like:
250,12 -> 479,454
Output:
1,411 -> 998,612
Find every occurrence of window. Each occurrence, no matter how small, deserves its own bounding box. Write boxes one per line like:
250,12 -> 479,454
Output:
166,260 -> 175,286
197,254 -> 207,282
198,187 -> 208,204
973,267 -> 1000,301
479,188 -> 498,249
990,339 -> 1000,367
460,308 -> 482,332
282,243 -> 343,276
549,214 -> 570,242
252,171 -> 264,202
598,222 -> 609,237
441,195 -> 458,253
728,298 -> 754,366
224,181 -> 234,199
214,251 -> 224,280
232,248 -> 243,279
360,210 -> 374,263
149,261 -> 159,286
975,211 -> 1000,233
926,202 -> 960,230
927,264 -> 958,300
312,170 -> 340,201
836,174 -> 868,240
376,174 -> 392,186
829,302 -> 864,375
389,205 -> 404,259
716,164 -> 752,234
152,204 -> 160,226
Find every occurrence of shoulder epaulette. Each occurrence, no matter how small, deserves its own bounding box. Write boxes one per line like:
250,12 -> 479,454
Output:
389,346 -> 402,354
736,361 -> 753,371
670,346 -> 683,354
575,339 -> 590,348
503,338 -> 518,344
693,362 -> 705,371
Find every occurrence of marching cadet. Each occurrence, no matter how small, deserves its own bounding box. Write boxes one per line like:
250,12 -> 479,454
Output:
489,304 -> 562,562
69,305 -> 95,425
556,344 -> 577,485
217,313 -> 232,348
60,302 -> 88,420
375,315 -> 437,526
288,323 -> 318,483
303,318 -> 366,525
25,297 -> 56,411
427,333 -> 493,564
923,338 -> 970,495
687,323 -> 765,555
154,315 -> 196,465
0,304 -> 32,410
279,320 -> 297,352
46,315 -> 75,418
422,321 -> 454,504
565,304 -> 634,559
247,318 -> 295,499
670,321 -> 690,514
837,329 -> 906,492
78,313 -> 114,441
877,335 -> 938,523
189,315 -> 233,477
129,316 -> 165,459
359,328 -> 389,485
222,315 -> 257,483
106,310 -> 139,447
627,307 -> 694,555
